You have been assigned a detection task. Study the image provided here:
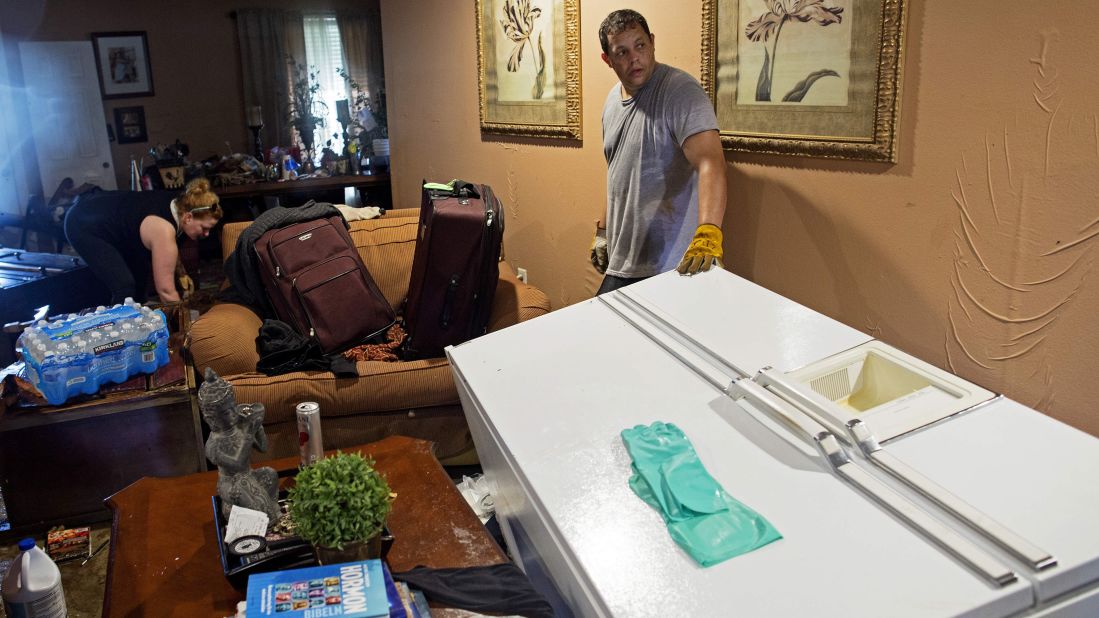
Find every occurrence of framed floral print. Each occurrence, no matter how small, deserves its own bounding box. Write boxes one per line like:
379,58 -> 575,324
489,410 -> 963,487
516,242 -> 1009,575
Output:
701,0 -> 907,162
476,0 -> 582,139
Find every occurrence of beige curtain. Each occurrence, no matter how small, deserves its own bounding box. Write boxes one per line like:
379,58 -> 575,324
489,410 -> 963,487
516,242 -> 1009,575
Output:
337,2 -> 385,120
236,9 -> 306,149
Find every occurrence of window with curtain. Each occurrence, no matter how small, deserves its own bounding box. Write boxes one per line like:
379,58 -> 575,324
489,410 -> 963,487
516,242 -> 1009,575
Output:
303,14 -> 348,152
238,6 -> 383,158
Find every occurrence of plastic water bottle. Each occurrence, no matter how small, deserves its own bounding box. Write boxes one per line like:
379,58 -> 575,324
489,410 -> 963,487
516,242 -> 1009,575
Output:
133,319 -> 157,373
99,328 -> 127,385
62,337 -> 94,398
1,538 -> 67,617
120,321 -> 138,374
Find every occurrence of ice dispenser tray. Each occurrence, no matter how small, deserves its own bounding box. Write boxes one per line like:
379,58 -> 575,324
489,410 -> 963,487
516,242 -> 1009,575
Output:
784,341 -> 996,442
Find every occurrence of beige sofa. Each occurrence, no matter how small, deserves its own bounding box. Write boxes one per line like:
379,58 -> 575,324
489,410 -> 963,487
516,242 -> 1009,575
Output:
188,208 -> 550,463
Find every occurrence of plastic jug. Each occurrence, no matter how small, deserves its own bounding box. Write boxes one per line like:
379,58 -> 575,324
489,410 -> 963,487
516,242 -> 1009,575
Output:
1,538 -> 67,618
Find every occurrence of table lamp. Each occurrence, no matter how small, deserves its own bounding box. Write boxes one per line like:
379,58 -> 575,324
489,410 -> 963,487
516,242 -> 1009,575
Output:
246,105 -> 264,161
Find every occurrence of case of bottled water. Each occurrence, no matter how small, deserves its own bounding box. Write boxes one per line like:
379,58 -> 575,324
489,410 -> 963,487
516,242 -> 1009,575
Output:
19,298 -> 171,405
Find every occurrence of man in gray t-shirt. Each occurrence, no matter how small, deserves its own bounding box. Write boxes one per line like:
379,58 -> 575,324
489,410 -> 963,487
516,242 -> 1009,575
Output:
596,9 -> 727,295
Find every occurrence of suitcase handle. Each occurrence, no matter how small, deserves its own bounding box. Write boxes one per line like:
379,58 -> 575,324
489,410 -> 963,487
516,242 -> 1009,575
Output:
425,180 -> 481,200
441,275 -> 459,329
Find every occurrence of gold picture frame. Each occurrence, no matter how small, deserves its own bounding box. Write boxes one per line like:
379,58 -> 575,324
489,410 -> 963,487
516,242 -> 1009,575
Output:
476,0 -> 582,140
701,0 -> 906,162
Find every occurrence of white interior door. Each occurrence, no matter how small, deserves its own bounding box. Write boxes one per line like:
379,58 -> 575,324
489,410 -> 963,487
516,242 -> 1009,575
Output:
18,41 -> 117,195
0,31 -> 30,216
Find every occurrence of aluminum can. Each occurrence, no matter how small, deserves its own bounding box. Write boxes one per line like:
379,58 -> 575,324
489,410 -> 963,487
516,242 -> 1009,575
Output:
296,401 -> 324,466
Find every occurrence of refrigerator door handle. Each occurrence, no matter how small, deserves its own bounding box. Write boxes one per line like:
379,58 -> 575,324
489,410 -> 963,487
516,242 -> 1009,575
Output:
726,376 -> 840,461
755,366 -> 857,437
727,377 -> 1019,588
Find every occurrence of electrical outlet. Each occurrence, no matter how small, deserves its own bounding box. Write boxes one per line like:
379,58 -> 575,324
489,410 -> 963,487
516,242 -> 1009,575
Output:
516,267 -> 528,283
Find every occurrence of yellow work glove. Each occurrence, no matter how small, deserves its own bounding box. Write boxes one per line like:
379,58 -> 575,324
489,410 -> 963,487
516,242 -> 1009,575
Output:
590,221 -> 608,274
178,274 -> 195,298
176,260 -> 195,299
676,224 -> 724,275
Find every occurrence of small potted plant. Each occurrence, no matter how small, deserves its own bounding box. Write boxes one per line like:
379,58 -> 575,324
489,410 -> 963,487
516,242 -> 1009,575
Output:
287,57 -> 328,159
288,451 -> 394,564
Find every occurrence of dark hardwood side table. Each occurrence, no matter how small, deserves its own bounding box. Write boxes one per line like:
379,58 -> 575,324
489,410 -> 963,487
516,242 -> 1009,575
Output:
0,305 -> 205,533
103,435 -> 508,618
213,173 -> 392,214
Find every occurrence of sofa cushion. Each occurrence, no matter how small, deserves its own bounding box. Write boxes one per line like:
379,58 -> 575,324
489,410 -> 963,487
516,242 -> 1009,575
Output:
348,216 -> 417,310
227,356 -> 458,426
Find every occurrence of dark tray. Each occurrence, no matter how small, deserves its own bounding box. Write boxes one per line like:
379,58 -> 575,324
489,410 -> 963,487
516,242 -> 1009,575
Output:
212,493 -> 315,590
212,485 -> 394,590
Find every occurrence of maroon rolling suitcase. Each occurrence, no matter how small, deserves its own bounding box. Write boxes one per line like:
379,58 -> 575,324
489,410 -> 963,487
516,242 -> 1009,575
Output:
254,215 -> 395,354
402,180 -> 504,359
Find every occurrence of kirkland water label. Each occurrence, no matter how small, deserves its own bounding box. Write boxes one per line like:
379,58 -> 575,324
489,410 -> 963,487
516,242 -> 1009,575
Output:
92,339 -> 125,355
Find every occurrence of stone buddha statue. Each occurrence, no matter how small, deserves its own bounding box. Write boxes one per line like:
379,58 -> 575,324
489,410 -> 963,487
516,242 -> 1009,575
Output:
199,367 -> 280,523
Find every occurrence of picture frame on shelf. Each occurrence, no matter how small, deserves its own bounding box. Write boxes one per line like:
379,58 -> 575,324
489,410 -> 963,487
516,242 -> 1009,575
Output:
700,0 -> 907,162
91,31 -> 155,99
476,0 -> 582,140
113,106 -> 147,144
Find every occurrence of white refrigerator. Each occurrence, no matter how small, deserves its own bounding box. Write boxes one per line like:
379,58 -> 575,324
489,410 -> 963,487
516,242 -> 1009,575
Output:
447,269 -> 1099,617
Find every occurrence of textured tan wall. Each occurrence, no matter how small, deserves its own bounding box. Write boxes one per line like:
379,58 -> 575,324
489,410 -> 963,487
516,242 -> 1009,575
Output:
382,1 -> 1099,436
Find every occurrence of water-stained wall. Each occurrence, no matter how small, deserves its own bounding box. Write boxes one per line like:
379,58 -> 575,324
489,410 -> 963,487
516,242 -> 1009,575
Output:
381,1 -> 1099,436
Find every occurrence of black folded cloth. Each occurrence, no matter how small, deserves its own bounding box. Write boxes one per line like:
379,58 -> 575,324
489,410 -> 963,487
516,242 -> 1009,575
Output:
255,319 -> 356,377
393,563 -> 555,618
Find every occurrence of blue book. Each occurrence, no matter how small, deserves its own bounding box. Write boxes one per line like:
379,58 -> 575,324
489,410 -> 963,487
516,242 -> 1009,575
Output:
246,559 -> 389,618
380,562 -> 408,618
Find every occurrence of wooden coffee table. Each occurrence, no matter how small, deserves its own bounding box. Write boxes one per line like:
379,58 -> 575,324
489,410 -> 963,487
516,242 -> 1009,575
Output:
103,435 -> 507,617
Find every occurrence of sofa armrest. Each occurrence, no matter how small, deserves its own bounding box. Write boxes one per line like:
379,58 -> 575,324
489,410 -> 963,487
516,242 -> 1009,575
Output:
188,302 -> 263,377
488,263 -> 551,333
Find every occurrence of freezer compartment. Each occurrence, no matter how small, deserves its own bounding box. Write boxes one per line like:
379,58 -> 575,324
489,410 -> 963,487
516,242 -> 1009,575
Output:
890,398 -> 1099,603
784,340 -> 995,442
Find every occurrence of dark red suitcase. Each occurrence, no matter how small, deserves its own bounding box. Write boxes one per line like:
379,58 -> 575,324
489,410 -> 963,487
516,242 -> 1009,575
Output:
254,215 -> 395,354
402,181 -> 504,359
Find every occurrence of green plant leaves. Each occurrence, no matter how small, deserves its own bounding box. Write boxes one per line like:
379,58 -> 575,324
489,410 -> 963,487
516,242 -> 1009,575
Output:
288,451 -> 393,550
532,32 -> 546,100
782,69 -> 839,102
755,48 -> 772,102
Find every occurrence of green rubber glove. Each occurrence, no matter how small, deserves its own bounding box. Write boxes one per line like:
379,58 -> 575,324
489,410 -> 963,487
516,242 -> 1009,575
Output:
676,224 -> 724,275
621,421 -> 782,567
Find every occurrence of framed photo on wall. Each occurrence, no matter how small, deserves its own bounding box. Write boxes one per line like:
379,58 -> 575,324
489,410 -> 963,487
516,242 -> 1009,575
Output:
91,31 -> 155,99
113,106 -> 147,144
476,0 -> 582,140
700,0 -> 907,162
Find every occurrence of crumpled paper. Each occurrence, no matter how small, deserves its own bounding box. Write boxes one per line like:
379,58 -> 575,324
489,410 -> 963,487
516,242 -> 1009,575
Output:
456,474 -> 495,523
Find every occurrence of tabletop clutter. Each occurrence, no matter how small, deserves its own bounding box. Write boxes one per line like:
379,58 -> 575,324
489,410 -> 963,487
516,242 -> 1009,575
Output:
197,370 -> 550,618
136,130 -> 387,194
